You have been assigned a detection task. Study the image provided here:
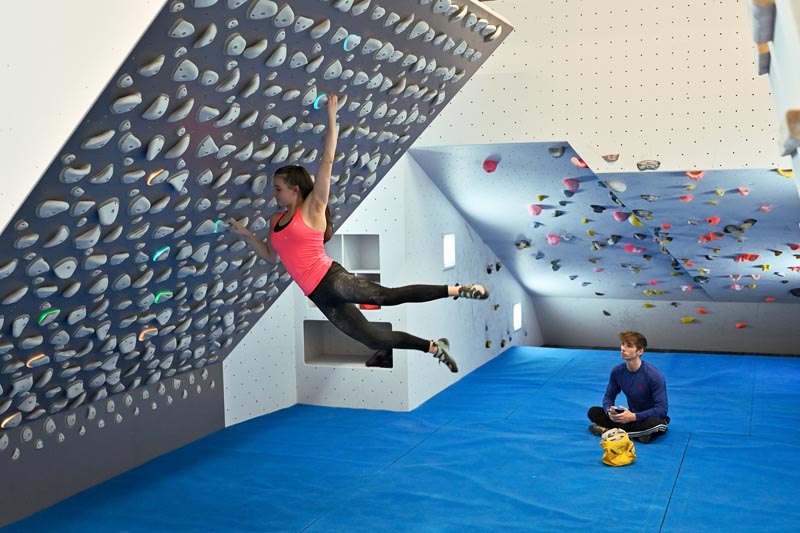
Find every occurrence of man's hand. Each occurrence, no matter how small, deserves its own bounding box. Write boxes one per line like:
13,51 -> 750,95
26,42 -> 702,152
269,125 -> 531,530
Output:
608,406 -> 635,424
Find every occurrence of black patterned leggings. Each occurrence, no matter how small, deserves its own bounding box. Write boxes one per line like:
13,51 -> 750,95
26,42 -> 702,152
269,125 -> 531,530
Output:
307,262 -> 449,352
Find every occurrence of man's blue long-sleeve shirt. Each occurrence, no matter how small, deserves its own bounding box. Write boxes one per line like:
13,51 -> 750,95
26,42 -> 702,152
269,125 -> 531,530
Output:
602,360 -> 669,422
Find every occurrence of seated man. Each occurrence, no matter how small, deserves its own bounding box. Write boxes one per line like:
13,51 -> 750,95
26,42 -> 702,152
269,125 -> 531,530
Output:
587,331 -> 670,443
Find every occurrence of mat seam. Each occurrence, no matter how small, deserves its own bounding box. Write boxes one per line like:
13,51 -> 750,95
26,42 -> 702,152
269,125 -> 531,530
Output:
659,432 -> 692,532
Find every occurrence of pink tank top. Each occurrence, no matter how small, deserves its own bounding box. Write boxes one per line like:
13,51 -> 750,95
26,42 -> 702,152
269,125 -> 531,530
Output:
270,211 -> 333,295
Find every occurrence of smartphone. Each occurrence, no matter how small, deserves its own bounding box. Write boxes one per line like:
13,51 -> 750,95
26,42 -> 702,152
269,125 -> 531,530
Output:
613,407 -> 625,413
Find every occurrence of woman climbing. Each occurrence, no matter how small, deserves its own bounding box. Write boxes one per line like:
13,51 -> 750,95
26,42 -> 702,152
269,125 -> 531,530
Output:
228,94 -> 488,373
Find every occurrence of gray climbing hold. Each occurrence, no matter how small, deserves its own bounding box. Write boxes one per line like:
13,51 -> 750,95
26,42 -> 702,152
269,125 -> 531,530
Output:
26,257 -> 50,277
224,33 -> 247,55
243,38 -> 268,59
36,200 -> 70,219
168,98 -> 195,122
111,92 -> 142,114
118,132 -> 142,153
169,18 -> 195,38
198,105 -> 221,122
239,110 -> 259,128
409,20 -> 429,40
173,59 -> 199,81
128,196 -> 152,216
216,68 -> 240,92
142,94 -> 170,120
138,54 -> 165,77
168,170 -> 189,192
273,3 -> 294,27
165,134 -> 191,158
74,225 -> 101,249
88,163 -> 114,185
197,135 -> 220,157
82,129 -> 116,150
60,163 -> 91,184
193,23 -> 217,48
265,44 -> 287,67
241,74 -> 260,98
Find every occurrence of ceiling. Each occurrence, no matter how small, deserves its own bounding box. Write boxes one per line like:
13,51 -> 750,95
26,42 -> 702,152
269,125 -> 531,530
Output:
411,142 -> 800,303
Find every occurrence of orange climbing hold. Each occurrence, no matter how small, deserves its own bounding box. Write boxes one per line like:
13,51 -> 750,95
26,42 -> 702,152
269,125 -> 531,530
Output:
765,297 -> 776,302
735,323 -> 747,329
706,216 -> 720,225
571,156 -> 588,168
696,308 -> 708,314
686,170 -> 705,180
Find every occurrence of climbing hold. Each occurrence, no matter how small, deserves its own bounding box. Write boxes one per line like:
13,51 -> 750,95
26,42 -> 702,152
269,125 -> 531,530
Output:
482,158 -> 498,173
570,156 -> 587,168
735,323 -> 747,329
612,211 -> 629,223
760,205 -> 773,212
628,214 -> 644,227
514,239 -> 530,250
686,170 -> 704,180
737,187 -> 750,196
776,167 -> 794,178
637,159 -> 660,171
706,216 -> 720,225
623,244 -> 645,254
679,195 -> 693,202
696,308 -> 708,315
563,178 -> 579,191
604,180 -> 627,193
548,146 -> 565,158
602,154 -> 619,162
527,204 -> 542,216
680,317 -> 695,324
546,234 -> 560,245
643,303 -> 655,308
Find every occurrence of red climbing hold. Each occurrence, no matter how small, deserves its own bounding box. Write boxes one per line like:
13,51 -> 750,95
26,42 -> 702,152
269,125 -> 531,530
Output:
686,170 -> 705,180
571,156 -> 588,168
483,159 -> 498,173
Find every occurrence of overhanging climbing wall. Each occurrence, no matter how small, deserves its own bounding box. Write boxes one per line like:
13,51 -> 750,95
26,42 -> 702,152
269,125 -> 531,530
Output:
0,0 -> 511,446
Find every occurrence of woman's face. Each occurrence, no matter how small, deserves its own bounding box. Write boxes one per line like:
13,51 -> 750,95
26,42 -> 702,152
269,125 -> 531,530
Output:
272,175 -> 298,207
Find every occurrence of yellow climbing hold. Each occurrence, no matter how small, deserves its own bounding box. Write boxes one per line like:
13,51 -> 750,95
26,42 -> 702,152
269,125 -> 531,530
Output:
749,284 -> 757,289
643,303 -> 655,308
538,194 -> 546,201
582,218 -> 590,224
587,230 -> 596,236
761,264 -> 771,271
685,184 -> 696,191
643,289 -> 666,296
628,214 -> 644,227
708,200 -> 719,206
715,189 -> 726,196
697,268 -> 710,275
680,317 -> 696,324
776,167 -> 794,178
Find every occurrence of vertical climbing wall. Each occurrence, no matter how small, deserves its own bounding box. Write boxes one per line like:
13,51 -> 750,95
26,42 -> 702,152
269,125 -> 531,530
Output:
0,0 -> 512,457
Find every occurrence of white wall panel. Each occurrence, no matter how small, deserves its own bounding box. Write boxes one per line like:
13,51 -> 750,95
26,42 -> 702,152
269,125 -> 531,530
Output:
417,0 -> 787,172
223,290 -> 297,425
0,1 -> 162,233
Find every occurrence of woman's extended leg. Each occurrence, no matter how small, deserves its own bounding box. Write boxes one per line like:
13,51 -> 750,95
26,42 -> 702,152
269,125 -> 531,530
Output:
316,262 -> 487,306
309,296 -> 458,372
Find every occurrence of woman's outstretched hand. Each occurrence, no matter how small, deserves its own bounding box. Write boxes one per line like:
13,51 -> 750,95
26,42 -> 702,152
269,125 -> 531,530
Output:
327,93 -> 338,121
227,217 -> 249,236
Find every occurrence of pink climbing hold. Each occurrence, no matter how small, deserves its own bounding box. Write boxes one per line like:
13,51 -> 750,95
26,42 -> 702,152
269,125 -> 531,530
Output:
483,159 -> 498,173
648,279 -> 659,286
570,156 -> 588,168
623,244 -> 645,254
547,234 -> 560,245
563,178 -> 579,191
737,187 -> 750,196
681,286 -> 694,292
760,205 -> 773,212
679,194 -> 693,202
527,204 -> 542,216
613,211 -> 629,222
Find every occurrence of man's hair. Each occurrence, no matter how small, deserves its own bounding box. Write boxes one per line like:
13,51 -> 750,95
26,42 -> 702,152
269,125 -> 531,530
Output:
618,331 -> 647,351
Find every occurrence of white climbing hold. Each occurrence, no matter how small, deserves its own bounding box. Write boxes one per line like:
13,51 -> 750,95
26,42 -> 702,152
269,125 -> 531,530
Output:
82,129 -> 115,150
193,23 -> 217,48
138,55 -> 165,77
310,19 -> 331,39
290,51 -> 308,68
243,38 -> 268,59
36,200 -> 70,218
265,44 -> 287,67
43,226 -> 69,248
172,59 -> 199,81
273,4 -> 294,27
169,19 -> 195,38
118,132 -> 142,153
168,98 -> 195,122
111,92 -> 142,114
98,198 -> 119,225
225,33 -> 247,55
165,134 -> 191,158
247,0 -> 278,19
197,136 -> 220,157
